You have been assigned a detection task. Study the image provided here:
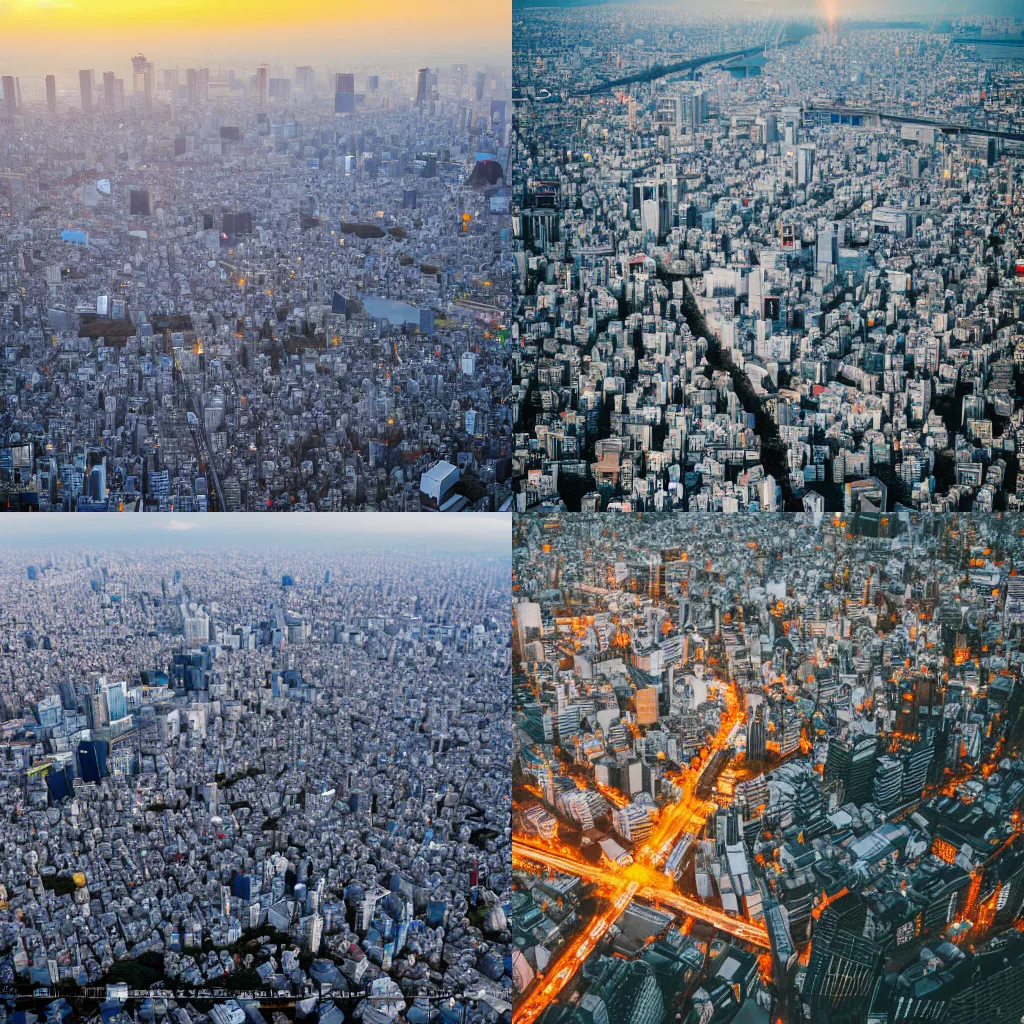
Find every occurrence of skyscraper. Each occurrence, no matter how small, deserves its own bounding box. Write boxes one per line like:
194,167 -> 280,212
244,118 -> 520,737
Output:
334,73 -> 355,114
416,68 -> 429,106
796,142 -> 816,187
746,705 -> 767,761
824,733 -> 878,805
1,76 -> 16,118
45,75 -> 56,112
79,69 -> 94,113
257,64 -> 268,107
103,71 -> 115,107
131,54 -> 152,109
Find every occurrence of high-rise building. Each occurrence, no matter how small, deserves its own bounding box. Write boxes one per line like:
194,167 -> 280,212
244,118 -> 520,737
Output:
185,68 -> 198,106
79,69 -> 94,113
131,55 -> 152,109
334,73 -> 355,114
816,222 -> 839,267
1,77 -> 16,118
45,75 -> 56,112
257,64 -> 268,107
746,706 -> 767,761
824,733 -> 878,805
77,739 -> 109,782
416,68 -> 429,105
103,71 -> 115,107
796,142 -> 816,187
804,897 -> 880,1023
871,755 -> 904,811
612,803 -> 653,844
631,180 -> 671,243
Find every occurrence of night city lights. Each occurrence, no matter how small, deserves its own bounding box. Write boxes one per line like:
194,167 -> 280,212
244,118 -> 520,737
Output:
513,512 -> 1024,1024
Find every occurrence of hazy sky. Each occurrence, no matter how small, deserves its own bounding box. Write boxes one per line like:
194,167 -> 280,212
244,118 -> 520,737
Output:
0,513 -> 512,553
0,0 -> 511,79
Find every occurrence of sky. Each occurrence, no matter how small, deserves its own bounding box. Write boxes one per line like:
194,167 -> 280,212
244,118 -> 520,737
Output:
0,0 -> 511,79
0,513 -> 513,554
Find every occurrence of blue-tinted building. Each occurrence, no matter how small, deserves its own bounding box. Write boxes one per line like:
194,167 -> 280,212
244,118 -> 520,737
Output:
77,739 -> 109,782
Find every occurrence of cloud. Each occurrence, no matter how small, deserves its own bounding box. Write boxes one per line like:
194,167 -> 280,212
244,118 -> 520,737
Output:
165,520 -> 198,532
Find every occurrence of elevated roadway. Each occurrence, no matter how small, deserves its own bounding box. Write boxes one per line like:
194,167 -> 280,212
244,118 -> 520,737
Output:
513,839 -> 770,948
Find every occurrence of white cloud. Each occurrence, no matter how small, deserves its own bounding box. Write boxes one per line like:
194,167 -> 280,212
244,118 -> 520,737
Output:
165,520 -> 198,532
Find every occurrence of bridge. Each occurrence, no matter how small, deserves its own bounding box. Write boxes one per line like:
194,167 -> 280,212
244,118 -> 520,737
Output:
806,104 -> 1024,142
513,840 -> 771,948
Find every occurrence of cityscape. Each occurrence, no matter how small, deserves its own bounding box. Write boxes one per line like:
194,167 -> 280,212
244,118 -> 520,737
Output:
513,512 -> 1024,1024
0,48 -> 513,511
0,515 -> 513,1024
511,8 -> 1024,515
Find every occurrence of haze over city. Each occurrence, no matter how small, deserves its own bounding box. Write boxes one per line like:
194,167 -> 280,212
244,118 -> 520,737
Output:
0,0 -> 512,78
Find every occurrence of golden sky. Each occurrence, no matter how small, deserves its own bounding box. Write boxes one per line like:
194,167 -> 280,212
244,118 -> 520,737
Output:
0,0 -> 511,77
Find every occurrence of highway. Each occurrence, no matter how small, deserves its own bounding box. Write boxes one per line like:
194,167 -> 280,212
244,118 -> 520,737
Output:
807,104 -> 1024,143
513,839 -> 771,948
514,881 -> 640,1024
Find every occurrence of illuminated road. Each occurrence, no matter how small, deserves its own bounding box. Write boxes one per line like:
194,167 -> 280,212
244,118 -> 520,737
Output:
514,840 -> 770,948
515,882 -> 640,1024
641,680 -> 745,866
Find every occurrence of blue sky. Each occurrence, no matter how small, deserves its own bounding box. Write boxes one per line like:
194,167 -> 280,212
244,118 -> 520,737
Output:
0,513 -> 512,553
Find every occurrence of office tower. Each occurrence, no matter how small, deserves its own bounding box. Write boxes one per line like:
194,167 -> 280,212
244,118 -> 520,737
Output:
186,68 -> 198,106
257,64 -> 268,107
817,222 -> 839,267
871,755 -> 904,811
746,706 -> 767,761
368,75 -> 378,91
416,68 -> 429,105
632,179 -> 670,243
474,70 -> 485,101
781,104 -> 802,143
198,68 -> 209,101
295,65 -> 314,93
88,462 -> 106,502
334,73 -> 354,114
131,54 -> 152,109
655,95 -> 683,135
490,98 -> 506,132
113,79 -> 124,108
77,739 -> 109,782
1,76 -> 15,118
687,88 -> 707,128
796,142 -> 816,186
824,733 -> 878,804
612,803 -> 653,843
45,74 -> 56,112
103,71 -> 115,107
804,897 -> 880,1024
451,63 -> 468,92
79,69 -> 94,113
